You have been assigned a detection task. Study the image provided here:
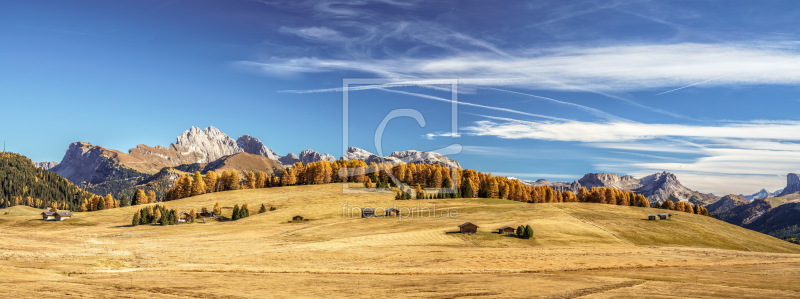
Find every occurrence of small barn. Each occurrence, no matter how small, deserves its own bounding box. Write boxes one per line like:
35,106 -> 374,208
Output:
458,222 -> 479,234
197,211 -> 217,218
658,213 -> 671,220
361,208 -> 375,218
54,212 -> 73,221
41,212 -> 56,220
648,214 -> 658,220
292,215 -> 304,221
497,226 -> 516,235
385,208 -> 400,216
178,212 -> 191,223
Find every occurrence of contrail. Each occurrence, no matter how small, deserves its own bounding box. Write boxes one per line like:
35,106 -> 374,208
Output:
376,88 -> 572,122
655,75 -> 727,96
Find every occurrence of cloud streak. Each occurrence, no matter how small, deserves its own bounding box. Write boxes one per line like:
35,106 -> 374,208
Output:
240,43 -> 800,92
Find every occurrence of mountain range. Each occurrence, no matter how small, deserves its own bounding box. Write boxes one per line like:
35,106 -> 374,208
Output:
41,126 -> 461,198
527,172 -> 719,205
739,188 -> 783,201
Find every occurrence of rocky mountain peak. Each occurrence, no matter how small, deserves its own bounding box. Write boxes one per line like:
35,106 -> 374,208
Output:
279,153 -> 300,166
577,173 -> 639,190
778,173 -> 800,196
236,135 -> 280,160
390,150 -> 461,168
35,161 -> 59,171
172,126 -> 241,163
299,149 -> 336,164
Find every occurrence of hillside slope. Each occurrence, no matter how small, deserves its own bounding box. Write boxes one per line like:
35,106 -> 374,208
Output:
0,152 -> 95,210
18,184 -> 799,253
2,183 -> 800,298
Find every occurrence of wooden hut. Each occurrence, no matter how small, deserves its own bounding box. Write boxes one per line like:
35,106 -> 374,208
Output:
648,214 -> 658,220
458,222 -> 479,234
497,226 -> 516,235
385,208 -> 400,216
54,212 -> 73,221
178,212 -> 191,223
658,213 -> 671,220
41,212 -> 56,220
361,208 -> 375,218
197,210 -> 217,218
292,215 -> 304,221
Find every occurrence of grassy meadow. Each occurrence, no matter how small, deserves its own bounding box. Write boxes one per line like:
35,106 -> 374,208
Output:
1,183 -> 799,298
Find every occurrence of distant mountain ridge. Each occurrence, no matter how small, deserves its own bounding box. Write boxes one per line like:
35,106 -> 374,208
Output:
529,172 -> 719,205
740,188 -> 783,201
48,126 -> 462,198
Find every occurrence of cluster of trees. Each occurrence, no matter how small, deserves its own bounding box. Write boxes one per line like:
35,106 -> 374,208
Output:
516,225 -> 534,239
231,203 -> 251,221
654,200 -> 710,216
164,170 -> 273,201
79,194 -> 118,211
0,153 -> 95,210
131,204 -> 179,226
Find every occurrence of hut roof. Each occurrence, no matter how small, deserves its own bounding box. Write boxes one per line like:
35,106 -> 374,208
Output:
42,212 -> 56,216
497,226 -> 514,230
55,212 -> 73,217
458,222 -> 478,228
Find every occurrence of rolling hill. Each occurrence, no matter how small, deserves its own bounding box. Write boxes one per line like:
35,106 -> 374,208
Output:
1,183 -> 799,297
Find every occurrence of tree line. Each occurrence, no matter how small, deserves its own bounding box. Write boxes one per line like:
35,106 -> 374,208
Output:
0,153 -> 95,210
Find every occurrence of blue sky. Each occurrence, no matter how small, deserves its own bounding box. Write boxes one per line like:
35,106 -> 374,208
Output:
2,0 -> 800,194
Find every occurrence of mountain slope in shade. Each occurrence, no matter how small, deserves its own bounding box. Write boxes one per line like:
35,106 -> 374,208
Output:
237,135 -> 280,160
714,199 -> 772,226
777,173 -> 800,197
706,194 -> 749,215
204,152 -> 283,175
745,202 -> 800,241
279,153 -> 300,165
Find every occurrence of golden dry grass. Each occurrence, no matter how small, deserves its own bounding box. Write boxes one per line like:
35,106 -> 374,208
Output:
1,183 -> 799,298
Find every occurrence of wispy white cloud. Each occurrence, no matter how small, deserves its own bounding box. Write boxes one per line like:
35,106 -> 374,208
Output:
446,117 -> 800,194
461,119 -> 800,142
278,26 -> 347,42
241,43 -> 800,92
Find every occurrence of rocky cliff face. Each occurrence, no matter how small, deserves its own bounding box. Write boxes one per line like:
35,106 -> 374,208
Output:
577,173 -> 639,190
635,172 -> 706,204
34,161 -> 59,171
340,147 -> 461,167
279,153 -> 300,165
51,142 -> 148,187
562,171 -> 718,205
172,126 -> 241,163
390,150 -> 461,168
298,149 -> 336,164
237,135 -> 280,160
778,173 -> 800,196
